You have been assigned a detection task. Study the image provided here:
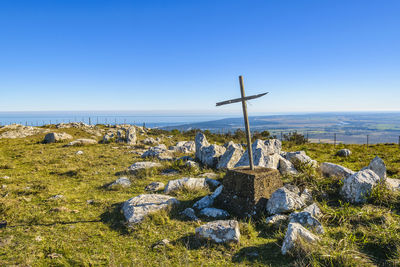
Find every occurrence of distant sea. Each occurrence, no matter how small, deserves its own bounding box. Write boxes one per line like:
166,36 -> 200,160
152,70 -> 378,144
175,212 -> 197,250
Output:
0,111 -> 235,128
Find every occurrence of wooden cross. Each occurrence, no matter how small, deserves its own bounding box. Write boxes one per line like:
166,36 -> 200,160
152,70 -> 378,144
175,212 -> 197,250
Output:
216,76 -> 268,170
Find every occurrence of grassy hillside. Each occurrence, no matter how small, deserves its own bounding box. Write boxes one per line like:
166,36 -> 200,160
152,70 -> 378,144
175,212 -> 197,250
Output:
0,126 -> 399,266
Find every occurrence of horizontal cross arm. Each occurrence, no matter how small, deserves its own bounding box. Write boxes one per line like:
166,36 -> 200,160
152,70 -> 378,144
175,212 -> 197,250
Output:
216,92 -> 268,106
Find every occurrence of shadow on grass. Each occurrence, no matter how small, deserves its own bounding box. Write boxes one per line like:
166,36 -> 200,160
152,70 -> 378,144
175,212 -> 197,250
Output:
99,202 -> 131,235
232,242 -> 293,266
8,219 -> 101,228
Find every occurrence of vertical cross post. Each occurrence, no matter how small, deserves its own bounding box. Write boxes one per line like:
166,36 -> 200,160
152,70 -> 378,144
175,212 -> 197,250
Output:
239,76 -> 254,170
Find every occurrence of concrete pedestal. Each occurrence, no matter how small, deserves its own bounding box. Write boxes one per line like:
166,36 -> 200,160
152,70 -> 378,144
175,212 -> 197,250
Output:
215,167 -> 283,218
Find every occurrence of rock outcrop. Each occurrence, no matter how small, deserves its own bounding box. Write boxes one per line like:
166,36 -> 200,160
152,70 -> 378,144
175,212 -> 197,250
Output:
66,139 -> 98,146
195,220 -> 240,243
281,222 -> 320,255
216,142 -> 244,169
127,162 -> 162,173
164,177 -> 208,194
341,169 -> 381,204
122,194 -> 179,225
44,132 -> 73,143
321,162 -> 354,179
266,185 -> 307,215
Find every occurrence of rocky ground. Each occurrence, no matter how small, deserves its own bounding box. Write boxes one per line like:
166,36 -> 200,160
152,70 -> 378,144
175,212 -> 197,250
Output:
0,123 -> 400,266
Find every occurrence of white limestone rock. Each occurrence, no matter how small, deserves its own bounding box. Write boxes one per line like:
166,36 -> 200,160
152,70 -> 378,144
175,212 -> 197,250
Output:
363,156 -> 387,181
303,203 -> 323,219
200,144 -> 226,167
281,222 -> 320,255
108,177 -> 131,188
127,161 -> 162,173
235,139 -> 281,168
44,132 -> 73,143
164,177 -> 208,194
141,144 -> 174,161
216,142 -> 244,169
126,126 -> 137,145
195,220 -> 240,243
199,208 -> 230,219
321,162 -> 355,180
193,185 -> 223,210
340,169 -> 381,204
337,149 -> 351,157
195,132 -> 210,160
185,160 -> 200,169
266,186 -> 306,215
122,194 -> 179,225
66,138 -> 97,146
289,211 -> 324,234
286,151 -> 317,167
170,141 -> 195,153
278,156 -> 299,175
300,188 -> 313,206
145,182 -> 165,192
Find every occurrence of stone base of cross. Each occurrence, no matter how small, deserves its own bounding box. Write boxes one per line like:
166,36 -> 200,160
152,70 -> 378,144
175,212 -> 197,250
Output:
216,76 -> 268,170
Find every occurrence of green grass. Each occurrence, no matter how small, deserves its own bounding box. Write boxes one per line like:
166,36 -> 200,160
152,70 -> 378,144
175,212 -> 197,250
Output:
1,128 -> 400,266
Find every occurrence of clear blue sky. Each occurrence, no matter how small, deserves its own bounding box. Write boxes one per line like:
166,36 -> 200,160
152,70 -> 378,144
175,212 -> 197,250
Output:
1,0 -> 399,114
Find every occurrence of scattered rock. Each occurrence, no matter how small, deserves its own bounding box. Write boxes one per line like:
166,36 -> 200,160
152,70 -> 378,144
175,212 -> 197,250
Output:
66,139 -> 97,146
386,178 -> 400,191
300,188 -> 313,206
195,220 -> 240,243
181,208 -> 199,221
44,132 -> 73,143
363,156 -> 387,181
170,141 -> 195,153
199,208 -> 230,219
141,144 -> 174,161
266,186 -> 306,215
216,142 -> 244,169
265,214 -> 289,229
285,151 -> 317,167
0,176 -> 10,179
75,150 -> 84,155
0,124 -> 48,139
303,203 -> 322,219
122,194 -> 179,225
126,126 -> 137,145
152,239 -> 171,250
47,253 -> 63,259
128,162 -> 162,173
321,162 -> 355,180
108,177 -> 131,189
195,133 -> 226,168
289,211 -> 324,234
142,137 -> 158,145
145,182 -> 165,192
278,156 -> 298,175
341,169 -> 381,204
86,199 -> 94,205
164,177 -> 208,194
281,222 -> 320,255
337,149 -> 351,157
193,185 -> 223,210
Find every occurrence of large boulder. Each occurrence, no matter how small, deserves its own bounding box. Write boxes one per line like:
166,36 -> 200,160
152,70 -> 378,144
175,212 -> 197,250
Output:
363,156 -> 387,181
122,194 -> 179,225
44,132 -> 73,143
127,161 -> 162,173
164,177 -> 208,194
266,185 -> 306,215
281,222 -> 320,255
216,142 -> 244,169
285,151 -> 317,167
195,132 -> 210,160
337,149 -> 351,157
195,220 -> 240,243
340,169 -> 381,204
66,138 -> 97,146
321,162 -> 355,180
235,139 -> 281,168
126,126 -> 137,145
